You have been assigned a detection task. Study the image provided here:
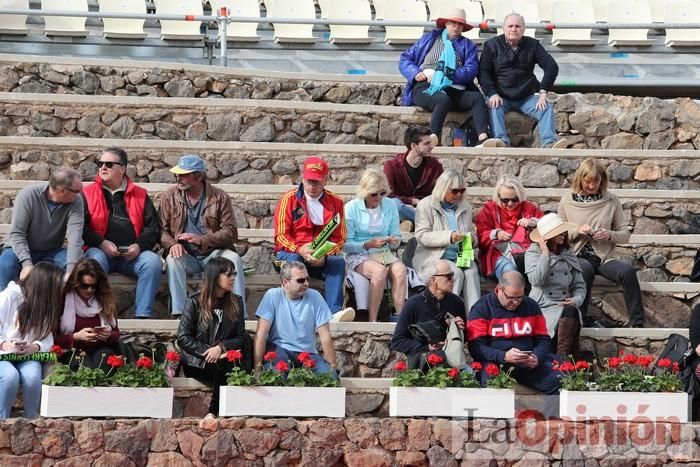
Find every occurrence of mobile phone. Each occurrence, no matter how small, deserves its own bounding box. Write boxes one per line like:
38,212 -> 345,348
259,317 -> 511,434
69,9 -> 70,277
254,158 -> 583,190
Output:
12,340 -> 27,346
117,246 -> 129,253
520,350 -> 533,355
93,326 -> 108,331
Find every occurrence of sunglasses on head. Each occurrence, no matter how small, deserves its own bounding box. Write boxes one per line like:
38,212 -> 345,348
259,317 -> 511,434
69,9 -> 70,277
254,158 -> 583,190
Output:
78,283 -> 97,290
499,196 -> 519,205
450,188 -> 466,195
369,191 -> 387,198
98,161 -> 124,169
293,277 -> 310,284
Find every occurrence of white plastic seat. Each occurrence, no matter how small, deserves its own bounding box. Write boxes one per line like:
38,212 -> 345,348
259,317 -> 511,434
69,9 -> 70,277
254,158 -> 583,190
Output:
550,0 -> 597,46
318,0 -> 330,19
664,1 -> 700,46
384,0 -> 428,44
211,0 -> 262,41
592,0 -> 608,22
329,0 -> 373,44
372,0 -> 386,19
481,0 -> 499,20
272,0 -> 317,43
100,0 -> 146,39
42,0 -> 88,37
154,0 -> 204,40
427,0 -> 446,20
496,0 -> 539,38
537,0 -> 553,22
648,0 -> 665,22
0,0 -> 28,34
263,0 -> 273,16
607,0 -> 654,46
463,1 -> 484,42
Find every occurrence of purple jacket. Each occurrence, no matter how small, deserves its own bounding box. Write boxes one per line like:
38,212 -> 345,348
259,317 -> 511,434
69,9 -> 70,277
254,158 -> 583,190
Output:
399,29 -> 480,107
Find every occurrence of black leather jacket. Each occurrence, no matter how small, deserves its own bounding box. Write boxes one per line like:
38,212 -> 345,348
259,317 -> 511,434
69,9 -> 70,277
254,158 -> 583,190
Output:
176,294 -> 251,370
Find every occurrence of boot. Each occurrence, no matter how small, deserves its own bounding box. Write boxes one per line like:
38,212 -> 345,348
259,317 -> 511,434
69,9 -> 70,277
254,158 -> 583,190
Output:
555,317 -> 580,361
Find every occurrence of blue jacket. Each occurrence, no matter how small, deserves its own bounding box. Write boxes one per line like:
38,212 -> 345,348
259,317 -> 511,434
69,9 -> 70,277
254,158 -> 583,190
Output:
399,29 -> 480,107
344,197 -> 400,255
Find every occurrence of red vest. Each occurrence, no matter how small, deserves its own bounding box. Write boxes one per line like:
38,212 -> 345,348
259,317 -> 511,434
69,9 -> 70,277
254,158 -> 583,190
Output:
83,176 -> 146,239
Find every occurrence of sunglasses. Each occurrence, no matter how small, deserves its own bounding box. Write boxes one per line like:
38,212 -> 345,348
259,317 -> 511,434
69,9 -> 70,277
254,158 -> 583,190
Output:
434,272 -> 455,281
224,271 -> 237,278
98,161 -> 124,169
499,196 -> 520,205
78,283 -> 97,290
450,188 -> 466,195
369,191 -> 387,198
293,277 -> 310,284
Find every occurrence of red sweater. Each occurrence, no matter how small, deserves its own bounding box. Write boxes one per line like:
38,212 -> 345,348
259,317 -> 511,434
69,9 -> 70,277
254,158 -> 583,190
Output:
54,315 -> 120,352
383,152 -> 443,205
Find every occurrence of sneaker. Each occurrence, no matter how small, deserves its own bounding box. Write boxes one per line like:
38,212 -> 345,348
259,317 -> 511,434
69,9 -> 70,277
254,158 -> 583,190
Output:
331,307 -> 355,323
476,138 -> 506,148
429,133 -> 439,146
551,139 -> 569,149
400,220 -> 413,232
628,320 -> 645,328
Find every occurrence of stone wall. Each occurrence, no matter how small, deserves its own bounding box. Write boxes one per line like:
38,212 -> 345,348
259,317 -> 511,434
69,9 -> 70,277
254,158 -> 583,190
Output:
0,417 -> 697,466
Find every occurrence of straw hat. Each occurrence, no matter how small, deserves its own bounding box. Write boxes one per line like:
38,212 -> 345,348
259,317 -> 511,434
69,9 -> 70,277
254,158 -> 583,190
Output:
436,7 -> 473,31
530,213 -> 578,242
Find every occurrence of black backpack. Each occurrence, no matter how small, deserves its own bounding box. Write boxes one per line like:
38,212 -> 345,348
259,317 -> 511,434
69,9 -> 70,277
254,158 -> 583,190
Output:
652,333 -> 690,377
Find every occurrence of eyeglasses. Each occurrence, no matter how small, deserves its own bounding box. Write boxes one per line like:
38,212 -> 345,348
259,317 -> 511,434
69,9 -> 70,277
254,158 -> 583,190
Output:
434,272 -> 455,281
450,188 -> 466,195
500,288 -> 524,302
63,186 -> 82,194
78,283 -> 97,290
293,277 -> 310,284
224,271 -> 237,278
499,196 -> 519,205
98,161 -> 124,169
369,191 -> 387,198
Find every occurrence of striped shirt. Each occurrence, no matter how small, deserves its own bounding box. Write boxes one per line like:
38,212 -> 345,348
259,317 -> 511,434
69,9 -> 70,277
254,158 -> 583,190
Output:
419,38 -> 464,90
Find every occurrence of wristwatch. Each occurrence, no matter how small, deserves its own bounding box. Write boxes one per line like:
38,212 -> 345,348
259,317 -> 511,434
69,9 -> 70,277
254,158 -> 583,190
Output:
539,89 -> 547,95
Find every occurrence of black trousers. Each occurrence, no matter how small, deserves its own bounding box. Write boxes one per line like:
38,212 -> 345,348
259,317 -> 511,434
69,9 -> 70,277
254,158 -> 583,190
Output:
412,81 -> 489,140
183,360 -> 237,416
578,257 -> 645,325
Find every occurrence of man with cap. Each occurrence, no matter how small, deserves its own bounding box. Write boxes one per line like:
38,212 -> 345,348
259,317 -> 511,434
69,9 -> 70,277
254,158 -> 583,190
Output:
479,12 -> 568,149
158,155 -> 246,317
399,7 -> 502,147
82,147 -> 162,318
272,156 -> 353,322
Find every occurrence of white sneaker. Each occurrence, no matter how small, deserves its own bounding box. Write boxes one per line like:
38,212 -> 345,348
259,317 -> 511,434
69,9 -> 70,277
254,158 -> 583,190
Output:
429,133 -> 439,146
551,138 -> 569,149
331,307 -> 355,323
476,138 -> 506,148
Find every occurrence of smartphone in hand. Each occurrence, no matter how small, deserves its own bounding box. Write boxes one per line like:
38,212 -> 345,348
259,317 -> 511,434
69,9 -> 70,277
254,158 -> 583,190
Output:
117,246 -> 129,254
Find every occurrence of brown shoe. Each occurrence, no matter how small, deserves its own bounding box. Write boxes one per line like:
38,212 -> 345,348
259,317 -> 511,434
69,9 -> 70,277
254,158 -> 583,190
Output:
551,138 -> 569,149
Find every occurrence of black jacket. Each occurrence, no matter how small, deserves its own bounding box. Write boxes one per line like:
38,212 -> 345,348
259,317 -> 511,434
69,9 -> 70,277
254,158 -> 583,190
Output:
690,304 -> 700,372
176,294 -> 252,370
478,35 -> 558,101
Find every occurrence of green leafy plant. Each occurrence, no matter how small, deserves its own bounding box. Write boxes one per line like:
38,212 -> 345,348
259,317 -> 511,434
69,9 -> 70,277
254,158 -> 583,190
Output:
554,359 -> 594,391
226,351 -> 339,388
482,363 -> 517,389
226,349 -> 254,386
594,352 -> 682,393
44,348 -> 109,387
392,355 -> 482,388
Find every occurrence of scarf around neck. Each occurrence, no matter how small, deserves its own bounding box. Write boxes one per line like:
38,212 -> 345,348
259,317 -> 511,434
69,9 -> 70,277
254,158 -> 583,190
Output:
60,291 -> 114,335
424,29 -> 456,96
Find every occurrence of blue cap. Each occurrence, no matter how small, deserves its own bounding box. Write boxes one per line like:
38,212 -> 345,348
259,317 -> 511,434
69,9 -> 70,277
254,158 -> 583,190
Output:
170,154 -> 206,174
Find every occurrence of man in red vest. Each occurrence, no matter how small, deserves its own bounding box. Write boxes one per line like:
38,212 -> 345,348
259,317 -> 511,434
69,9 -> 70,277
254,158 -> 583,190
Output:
82,147 -> 162,319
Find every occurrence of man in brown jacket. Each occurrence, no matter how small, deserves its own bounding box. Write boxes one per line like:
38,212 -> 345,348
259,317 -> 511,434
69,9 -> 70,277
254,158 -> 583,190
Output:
159,155 -> 246,317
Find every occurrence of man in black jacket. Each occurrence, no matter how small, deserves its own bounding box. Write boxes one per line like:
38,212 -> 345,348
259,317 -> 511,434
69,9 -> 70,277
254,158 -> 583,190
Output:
479,13 -> 568,149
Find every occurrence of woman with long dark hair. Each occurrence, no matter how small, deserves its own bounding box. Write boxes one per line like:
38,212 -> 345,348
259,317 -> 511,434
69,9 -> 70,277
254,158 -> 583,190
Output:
177,257 -> 252,418
0,262 -> 65,418
56,258 -> 120,369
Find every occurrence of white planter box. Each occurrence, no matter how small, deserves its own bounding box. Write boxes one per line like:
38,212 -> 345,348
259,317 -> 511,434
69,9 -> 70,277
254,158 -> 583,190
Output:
560,390 -> 689,423
389,387 -> 515,418
219,386 -> 346,417
40,385 -> 174,418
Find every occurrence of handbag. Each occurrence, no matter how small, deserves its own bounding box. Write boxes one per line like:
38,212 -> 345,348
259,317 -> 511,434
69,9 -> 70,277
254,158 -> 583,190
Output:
442,312 -> 466,369
408,320 -> 445,345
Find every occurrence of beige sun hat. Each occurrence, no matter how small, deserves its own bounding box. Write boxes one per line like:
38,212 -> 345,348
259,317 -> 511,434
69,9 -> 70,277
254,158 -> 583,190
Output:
436,7 -> 473,31
530,213 -> 578,242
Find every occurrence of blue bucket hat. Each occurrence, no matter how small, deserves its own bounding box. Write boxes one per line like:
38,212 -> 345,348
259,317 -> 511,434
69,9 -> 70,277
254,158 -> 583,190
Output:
170,154 -> 207,174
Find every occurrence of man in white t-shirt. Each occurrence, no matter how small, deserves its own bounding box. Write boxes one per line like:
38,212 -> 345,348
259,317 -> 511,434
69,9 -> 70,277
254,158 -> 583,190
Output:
253,261 -> 338,378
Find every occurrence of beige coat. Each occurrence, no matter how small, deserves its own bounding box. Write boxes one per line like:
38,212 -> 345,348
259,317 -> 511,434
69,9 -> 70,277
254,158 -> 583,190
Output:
557,191 -> 630,263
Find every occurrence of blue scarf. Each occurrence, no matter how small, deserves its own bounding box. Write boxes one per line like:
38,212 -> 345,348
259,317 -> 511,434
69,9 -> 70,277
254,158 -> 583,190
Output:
424,29 -> 457,96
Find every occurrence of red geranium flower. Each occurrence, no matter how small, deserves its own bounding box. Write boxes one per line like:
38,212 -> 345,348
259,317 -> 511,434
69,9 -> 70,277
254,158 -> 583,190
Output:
622,354 -> 638,365
107,355 -> 125,368
50,345 -> 64,357
672,362 -> 680,373
636,355 -> 654,368
448,368 -> 460,379
264,351 -> 277,362
136,356 -> 153,369
394,360 -> 407,372
297,352 -> 311,363
559,361 -> 575,372
226,349 -> 242,362
275,360 -> 289,372
426,354 -> 444,366
608,357 -> 621,369
618,349 -> 625,356
470,362 -> 482,372
485,363 -> 500,377
165,351 -> 180,363
302,358 -> 316,369
657,358 -> 672,368
575,360 -> 590,371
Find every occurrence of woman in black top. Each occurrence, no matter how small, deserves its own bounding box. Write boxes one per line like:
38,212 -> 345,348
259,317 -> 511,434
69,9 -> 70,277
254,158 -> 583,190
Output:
176,257 -> 252,418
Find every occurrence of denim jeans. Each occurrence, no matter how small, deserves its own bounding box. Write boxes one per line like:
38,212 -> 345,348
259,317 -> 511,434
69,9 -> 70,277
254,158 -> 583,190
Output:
488,94 -> 557,147
86,248 -> 162,318
493,255 -> 518,280
166,249 -> 246,317
0,360 -> 43,419
264,345 -> 338,380
390,197 -> 416,223
0,247 -> 68,291
274,251 -> 345,314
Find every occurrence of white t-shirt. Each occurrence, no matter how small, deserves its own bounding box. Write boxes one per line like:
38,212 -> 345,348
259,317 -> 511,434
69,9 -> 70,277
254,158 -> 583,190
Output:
305,193 -> 325,226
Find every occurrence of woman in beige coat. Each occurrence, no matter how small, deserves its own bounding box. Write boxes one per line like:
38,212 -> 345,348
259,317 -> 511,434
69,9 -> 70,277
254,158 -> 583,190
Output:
413,170 -> 481,312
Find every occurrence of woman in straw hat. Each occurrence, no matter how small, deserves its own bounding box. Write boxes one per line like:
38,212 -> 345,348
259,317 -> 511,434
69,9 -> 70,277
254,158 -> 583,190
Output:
525,213 -> 587,360
399,7 -> 501,148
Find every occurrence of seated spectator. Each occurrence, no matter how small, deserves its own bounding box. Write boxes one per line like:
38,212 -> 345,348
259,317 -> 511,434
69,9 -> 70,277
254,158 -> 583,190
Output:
414,169 -> 480,312
272,156 -> 354,322
391,259 -> 466,370
525,214 -> 586,360
384,126 -> 444,227
475,175 -> 542,279
479,13 -> 568,149
159,155 -> 246,318
558,158 -> 645,328
0,167 -> 84,291
176,257 -> 251,418
344,169 -> 407,322
56,258 -> 120,370
0,262 -> 65,419
253,261 -> 339,380
399,8 -> 502,148
82,147 -> 161,319
689,304 -> 700,420
467,271 -> 560,395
